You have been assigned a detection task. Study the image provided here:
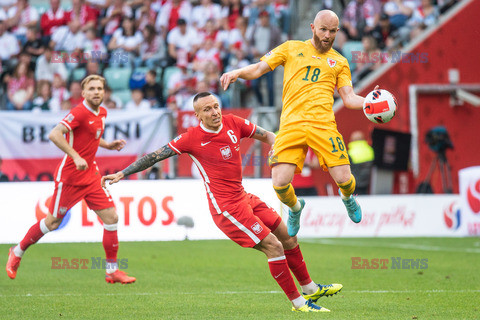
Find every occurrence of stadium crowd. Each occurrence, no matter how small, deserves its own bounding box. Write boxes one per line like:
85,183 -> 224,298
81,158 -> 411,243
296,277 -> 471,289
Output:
0,0 -> 459,113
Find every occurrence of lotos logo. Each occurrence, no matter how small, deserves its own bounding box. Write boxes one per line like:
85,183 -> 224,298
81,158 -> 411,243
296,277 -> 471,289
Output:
467,180 -> 480,214
35,196 -> 71,231
444,201 -> 461,230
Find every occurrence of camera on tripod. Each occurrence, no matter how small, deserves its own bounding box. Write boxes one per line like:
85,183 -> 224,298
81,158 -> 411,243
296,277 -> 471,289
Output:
425,126 -> 454,155
417,126 -> 454,193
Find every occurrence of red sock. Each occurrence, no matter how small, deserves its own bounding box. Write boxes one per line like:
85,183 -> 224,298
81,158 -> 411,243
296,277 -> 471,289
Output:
103,229 -> 118,263
19,220 -> 46,251
268,256 -> 301,300
284,245 -> 312,286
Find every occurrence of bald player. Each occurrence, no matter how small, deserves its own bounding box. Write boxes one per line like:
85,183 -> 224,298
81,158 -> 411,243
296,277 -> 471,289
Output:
221,10 -> 379,236
102,92 -> 343,312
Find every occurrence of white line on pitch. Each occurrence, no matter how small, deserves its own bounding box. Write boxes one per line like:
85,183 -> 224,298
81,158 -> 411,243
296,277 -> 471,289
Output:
1,289 -> 479,298
301,239 -> 480,253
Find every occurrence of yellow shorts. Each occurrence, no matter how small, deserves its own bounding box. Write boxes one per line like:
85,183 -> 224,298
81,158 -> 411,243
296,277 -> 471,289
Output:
269,124 -> 350,173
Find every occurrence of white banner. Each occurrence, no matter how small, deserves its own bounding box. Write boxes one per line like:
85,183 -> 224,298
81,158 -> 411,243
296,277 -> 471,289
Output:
0,110 -> 171,159
458,166 -> 480,236
0,180 -> 467,244
295,194 -> 462,237
0,179 -> 280,244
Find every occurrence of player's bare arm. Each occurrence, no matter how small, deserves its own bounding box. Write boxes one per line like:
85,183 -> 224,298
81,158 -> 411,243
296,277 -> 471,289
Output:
339,85 -> 380,109
99,138 -> 127,151
220,61 -> 272,90
252,126 -> 276,146
101,144 -> 176,187
48,123 -> 88,170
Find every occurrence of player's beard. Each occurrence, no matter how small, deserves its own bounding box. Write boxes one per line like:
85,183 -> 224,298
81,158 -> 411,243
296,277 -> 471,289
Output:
87,97 -> 103,108
313,33 -> 334,54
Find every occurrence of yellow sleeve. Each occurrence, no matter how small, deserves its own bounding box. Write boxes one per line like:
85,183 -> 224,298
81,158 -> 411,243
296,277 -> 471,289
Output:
260,41 -> 290,71
336,61 -> 353,89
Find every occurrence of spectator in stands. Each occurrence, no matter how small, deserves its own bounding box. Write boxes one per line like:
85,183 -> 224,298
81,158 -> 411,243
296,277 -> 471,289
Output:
223,47 -> 250,107
18,50 -> 36,74
142,69 -> 163,108
248,0 -> 277,28
338,0 -> 381,48
103,85 -> 123,109
40,0 -> 69,46
165,94 -> 179,114
108,17 -> 143,68
66,0 -> 97,32
167,61 -> 197,108
369,12 -> 398,50
191,0 -> 222,29
382,0 -> 417,29
181,79 -> 221,111
405,0 -> 439,40
32,80 -> 54,111
221,0 -> 249,30
273,0 -> 291,38
354,34 -> 383,81
125,88 -> 151,110
155,0 -> 193,40
6,0 -> 39,45
166,18 -> 200,66
6,62 -> 35,111
85,61 -> 102,77
228,16 -> 250,54
0,157 -> 9,182
23,27 -> 44,60
84,27 -> 106,55
199,60 -> 220,95
35,46 -> 69,83
68,81 -> 83,106
50,19 -> 86,69
347,130 -> 374,195
0,19 -> 20,71
136,24 -> 166,69
193,37 -> 221,73
135,0 -> 158,32
247,10 -> 282,107
100,0 -> 133,46
50,72 -> 69,112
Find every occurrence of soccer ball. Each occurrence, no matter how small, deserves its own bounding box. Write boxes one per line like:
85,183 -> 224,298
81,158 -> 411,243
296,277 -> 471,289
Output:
363,89 -> 397,124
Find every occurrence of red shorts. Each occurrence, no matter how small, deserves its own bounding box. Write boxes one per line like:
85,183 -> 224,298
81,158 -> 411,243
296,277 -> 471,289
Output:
49,180 -> 114,218
211,193 -> 282,248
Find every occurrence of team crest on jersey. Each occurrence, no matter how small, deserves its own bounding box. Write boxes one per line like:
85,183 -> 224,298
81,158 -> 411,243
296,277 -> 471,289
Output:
220,146 -> 232,160
173,135 -> 182,142
95,129 -> 102,139
327,58 -> 337,67
251,222 -> 263,234
66,114 -> 74,123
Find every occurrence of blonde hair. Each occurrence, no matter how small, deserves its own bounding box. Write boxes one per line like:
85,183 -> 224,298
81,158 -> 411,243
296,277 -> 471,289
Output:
81,74 -> 106,90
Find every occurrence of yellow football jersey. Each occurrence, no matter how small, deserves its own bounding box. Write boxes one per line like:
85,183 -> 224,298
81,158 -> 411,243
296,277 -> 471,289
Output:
261,40 -> 352,129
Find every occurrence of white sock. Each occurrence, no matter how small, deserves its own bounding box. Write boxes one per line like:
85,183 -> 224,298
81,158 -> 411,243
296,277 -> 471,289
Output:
106,261 -> 118,274
291,200 -> 301,212
13,245 -> 24,258
291,296 -> 307,309
301,281 -> 319,295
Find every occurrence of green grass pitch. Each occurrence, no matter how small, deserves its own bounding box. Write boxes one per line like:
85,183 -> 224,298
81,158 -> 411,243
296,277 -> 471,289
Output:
1,237 -> 479,319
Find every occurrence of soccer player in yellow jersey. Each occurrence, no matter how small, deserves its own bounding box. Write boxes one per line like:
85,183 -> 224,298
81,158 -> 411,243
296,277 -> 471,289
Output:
221,10 -> 376,236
